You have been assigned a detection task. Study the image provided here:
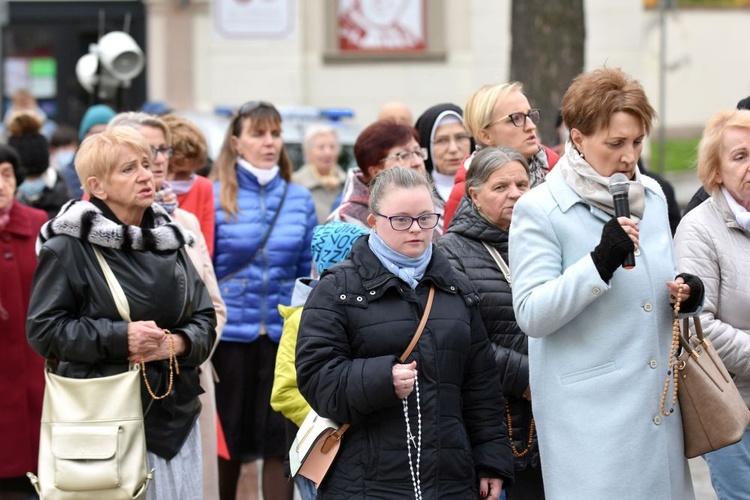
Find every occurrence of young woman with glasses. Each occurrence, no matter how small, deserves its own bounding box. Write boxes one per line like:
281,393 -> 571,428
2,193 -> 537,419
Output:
443,82 -> 560,228
296,167 -> 514,499
328,120 -> 447,238
210,101 -> 317,500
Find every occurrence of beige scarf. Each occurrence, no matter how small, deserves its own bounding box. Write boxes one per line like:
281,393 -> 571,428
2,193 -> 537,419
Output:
560,148 -> 645,222
310,164 -> 342,191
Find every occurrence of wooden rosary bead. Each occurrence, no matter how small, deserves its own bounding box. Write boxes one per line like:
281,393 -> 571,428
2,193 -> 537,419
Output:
660,284 -> 683,417
141,329 -> 178,400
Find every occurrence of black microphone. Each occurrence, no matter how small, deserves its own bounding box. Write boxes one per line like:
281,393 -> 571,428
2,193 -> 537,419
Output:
607,173 -> 636,269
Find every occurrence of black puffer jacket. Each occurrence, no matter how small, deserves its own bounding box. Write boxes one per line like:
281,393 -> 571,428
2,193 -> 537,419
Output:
27,200 -> 217,459
438,196 -> 541,471
296,236 -> 514,498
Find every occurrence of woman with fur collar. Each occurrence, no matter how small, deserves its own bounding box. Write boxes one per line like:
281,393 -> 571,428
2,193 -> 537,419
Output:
27,127 -> 217,500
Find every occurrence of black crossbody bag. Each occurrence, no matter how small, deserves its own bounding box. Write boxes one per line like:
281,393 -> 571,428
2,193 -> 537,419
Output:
219,182 -> 288,284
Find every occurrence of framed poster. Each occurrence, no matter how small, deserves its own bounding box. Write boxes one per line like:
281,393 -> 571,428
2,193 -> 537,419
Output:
337,0 -> 426,53
325,0 -> 444,62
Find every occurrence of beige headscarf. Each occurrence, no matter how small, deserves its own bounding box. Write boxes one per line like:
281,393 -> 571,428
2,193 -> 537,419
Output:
560,147 -> 645,222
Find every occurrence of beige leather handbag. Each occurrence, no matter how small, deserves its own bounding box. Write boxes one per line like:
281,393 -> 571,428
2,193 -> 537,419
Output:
27,245 -> 153,499
677,316 -> 750,458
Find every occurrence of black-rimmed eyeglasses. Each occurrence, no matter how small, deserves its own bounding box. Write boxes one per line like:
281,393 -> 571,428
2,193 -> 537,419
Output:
151,145 -> 173,160
375,212 -> 440,231
486,109 -> 540,128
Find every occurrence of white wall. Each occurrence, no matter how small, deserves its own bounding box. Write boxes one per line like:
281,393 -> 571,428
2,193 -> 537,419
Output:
153,0 -> 514,127
145,0 -> 749,133
642,9 -> 750,129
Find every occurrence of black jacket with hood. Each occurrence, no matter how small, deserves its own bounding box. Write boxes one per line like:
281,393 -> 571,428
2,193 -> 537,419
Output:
296,236 -> 514,498
438,196 -> 541,472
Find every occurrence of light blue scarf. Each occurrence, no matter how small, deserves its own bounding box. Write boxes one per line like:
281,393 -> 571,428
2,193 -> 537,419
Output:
367,232 -> 432,289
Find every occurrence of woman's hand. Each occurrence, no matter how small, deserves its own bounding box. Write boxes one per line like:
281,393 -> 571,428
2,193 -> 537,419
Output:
479,477 -> 503,500
666,277 -> 691,305
522,385 -> 532,401
128,321 -> 165,359
392,360 -> 417,399
616,216 -> 639,252
128,322 -> 187,362
591,217 -> 638,283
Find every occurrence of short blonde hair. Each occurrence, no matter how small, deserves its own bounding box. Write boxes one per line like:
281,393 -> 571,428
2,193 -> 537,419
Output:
75,127 -> 151,192
162,115 -> 208,166
697,109 -> 750,194
464,82 -> 523,147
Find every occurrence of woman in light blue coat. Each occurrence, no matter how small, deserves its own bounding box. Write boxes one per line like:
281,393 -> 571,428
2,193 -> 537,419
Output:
509,68 -> 704,499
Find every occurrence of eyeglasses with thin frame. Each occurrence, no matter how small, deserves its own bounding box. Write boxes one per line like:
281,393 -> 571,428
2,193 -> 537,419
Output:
485,109 -> 541,129
380,148 -> 428,164
375,212 -> 440,231
151,145 -> 174,160
431,133 -> 471,148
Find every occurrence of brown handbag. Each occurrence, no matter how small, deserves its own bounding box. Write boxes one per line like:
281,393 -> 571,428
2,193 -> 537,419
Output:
290,285 -> 436,489
677,316 -> 750,458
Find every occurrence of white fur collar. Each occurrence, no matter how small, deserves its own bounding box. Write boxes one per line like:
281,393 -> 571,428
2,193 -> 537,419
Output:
38,199 -> 195,252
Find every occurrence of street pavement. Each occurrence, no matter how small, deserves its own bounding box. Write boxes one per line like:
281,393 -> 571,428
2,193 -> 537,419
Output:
690,457 -> 717,499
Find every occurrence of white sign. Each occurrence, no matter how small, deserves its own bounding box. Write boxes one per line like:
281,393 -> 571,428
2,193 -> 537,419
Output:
213,0 -> 296,39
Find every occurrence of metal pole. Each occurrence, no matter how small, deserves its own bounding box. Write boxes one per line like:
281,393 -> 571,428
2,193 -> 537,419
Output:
657,0 -> 668,173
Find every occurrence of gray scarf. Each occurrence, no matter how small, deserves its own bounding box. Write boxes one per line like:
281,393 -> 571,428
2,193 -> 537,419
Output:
560,148 -> 645,222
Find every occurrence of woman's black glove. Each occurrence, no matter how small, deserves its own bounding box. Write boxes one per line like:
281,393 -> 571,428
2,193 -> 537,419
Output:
590,218 -> 635,284
676,273 -> 704,313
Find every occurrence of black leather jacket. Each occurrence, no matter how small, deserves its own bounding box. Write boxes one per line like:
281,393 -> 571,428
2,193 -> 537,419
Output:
27,208 -> 216,459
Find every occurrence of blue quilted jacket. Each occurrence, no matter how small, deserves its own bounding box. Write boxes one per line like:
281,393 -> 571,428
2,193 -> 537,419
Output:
213,167 -> 317,343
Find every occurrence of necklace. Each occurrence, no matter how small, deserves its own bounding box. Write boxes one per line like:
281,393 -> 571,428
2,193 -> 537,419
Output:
402,373 -> 422,500
505,405 -> 535,457
661,284 -> 684,416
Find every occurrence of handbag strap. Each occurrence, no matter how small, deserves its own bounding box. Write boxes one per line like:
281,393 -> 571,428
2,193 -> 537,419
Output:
92,245 -> 132,322
327,285 -> 436,446
398,285 -> 436,363
482,241 -> 511,287
93,244 -> 175,399
219,182 -> 289,284
680,315 -> 706,353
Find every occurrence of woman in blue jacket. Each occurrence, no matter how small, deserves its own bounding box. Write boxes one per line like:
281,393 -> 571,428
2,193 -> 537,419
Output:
212,101 -> 317,500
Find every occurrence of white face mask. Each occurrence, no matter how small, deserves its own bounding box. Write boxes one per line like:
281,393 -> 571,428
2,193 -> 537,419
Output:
53,150 -> 76,169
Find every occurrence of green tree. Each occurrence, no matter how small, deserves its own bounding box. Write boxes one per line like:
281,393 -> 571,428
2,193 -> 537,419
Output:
510,0 -> 585,147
